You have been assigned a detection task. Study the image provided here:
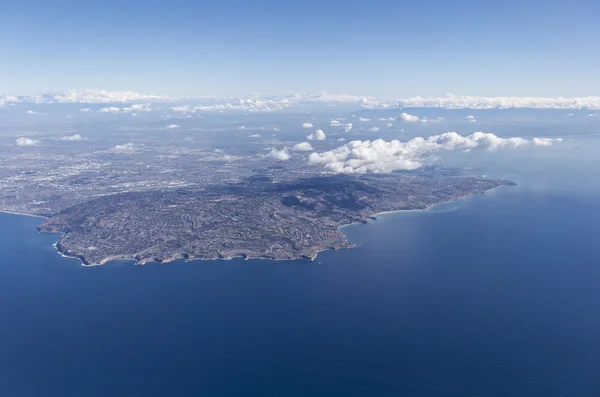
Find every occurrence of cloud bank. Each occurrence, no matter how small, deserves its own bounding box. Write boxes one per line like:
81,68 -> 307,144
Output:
180,98 -> 290,113
308,132 -> 561,174
396,95 -> 600,110
53,90 -> 175,104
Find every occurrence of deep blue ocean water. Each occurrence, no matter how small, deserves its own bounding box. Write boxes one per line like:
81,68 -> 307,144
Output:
2,183 -> 600,397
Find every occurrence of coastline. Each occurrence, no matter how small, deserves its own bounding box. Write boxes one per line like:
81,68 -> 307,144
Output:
35,185 -> 507,267
367,192 -> 475,220
0,210 -> 48,219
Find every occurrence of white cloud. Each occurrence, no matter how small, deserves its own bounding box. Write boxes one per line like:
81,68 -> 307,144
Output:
289,92 -> 369,104
0,95 -> 21,107
113,142 -> 137,152
386,123 -> 393,127
6,91 -> 600,110
293,142 -> 314,151
369,127 -> 380,132
171,105 -> 195,113
379,117 -> 395,121
302,122 -> 314,128
238,126 -> 246,130
358,117 -> 371,122
400,112 -> 420,122
122,103 -> 152,113
330,120 -> 342,126
99,107 -> 120,113
466,115 -> 475,119
308,132 -> 560,174
344,123 -> 353,132
26,110 -> 37,115
60,134 -> 84,141
192,98 -> 290,113
337,137 -> 346,142
267,147 -> 291,161
16,137 -> 40,146
248,133 -> 262,138
589,113 -> 597,117
1,91 -> 171,107
80,108 -> 91,112
53,89 -> 175,104
419,117 -> 443,124
396,95 -> 600,110
532,137 -> 562,146
165,124 -> 180,129
307,129 -> 327,141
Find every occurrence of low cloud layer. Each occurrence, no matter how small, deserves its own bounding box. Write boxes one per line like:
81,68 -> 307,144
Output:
308,132 -> 561,174
302,122 -> 314,128
3,91 -> 600,111
396,95 -> 600,110
54,89 -> 174,104
172,99 -> 290,113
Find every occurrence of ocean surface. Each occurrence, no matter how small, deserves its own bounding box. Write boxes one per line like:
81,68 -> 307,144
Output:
1,187 -> 600,397
2,139 -> 600,396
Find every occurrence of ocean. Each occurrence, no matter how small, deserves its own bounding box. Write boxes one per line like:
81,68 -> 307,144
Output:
2,138 -> 600,396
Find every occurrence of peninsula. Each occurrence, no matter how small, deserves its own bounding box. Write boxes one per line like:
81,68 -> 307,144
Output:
38,174 -> 514,265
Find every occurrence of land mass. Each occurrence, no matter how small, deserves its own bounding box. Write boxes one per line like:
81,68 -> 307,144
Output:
37,174 -> 515,266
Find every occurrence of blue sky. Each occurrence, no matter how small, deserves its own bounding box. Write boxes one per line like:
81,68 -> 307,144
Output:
1,0 -> 599,97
